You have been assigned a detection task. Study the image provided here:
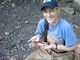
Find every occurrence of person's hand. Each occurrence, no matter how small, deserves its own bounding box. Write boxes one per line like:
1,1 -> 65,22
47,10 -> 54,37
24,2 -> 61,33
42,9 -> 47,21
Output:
28,42 -> 44,48
40,43 -> 55,50
28,42 -> 47,48
28,43 -> 38,48
28,35 -> 41,43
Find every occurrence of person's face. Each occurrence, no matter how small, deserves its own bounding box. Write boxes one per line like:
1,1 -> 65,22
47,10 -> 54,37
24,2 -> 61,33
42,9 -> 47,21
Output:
42,7 -> 60,25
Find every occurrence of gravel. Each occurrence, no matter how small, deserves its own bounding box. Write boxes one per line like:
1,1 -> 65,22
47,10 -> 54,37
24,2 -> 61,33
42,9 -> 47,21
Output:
0,0 -> 80,60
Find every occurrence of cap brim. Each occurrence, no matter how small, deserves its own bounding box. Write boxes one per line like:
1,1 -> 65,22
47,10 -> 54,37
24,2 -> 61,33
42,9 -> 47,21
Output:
41,3 -> 55,10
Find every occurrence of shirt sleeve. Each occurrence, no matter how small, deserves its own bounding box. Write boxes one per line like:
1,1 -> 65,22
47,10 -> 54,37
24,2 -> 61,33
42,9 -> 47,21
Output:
63,24 -> 77,47
35,19 -> 45,36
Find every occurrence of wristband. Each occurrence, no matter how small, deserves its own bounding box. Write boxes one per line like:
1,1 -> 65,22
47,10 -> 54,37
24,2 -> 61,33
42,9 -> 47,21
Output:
53,43 -> 57,49
57,44 -> 61,50
55,43 -> 58,49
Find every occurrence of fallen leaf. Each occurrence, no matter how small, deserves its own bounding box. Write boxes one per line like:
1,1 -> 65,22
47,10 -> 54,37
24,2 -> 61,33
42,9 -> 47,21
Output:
72,24 -> 79,29
5,32 -> 10,35
24,20 -> 29,24
5,29 -> 15,35
21,45 -> 26,51
12,14 -> 17,18
15,26 -> 21,29
11,3 -> 16,7
33,0 -> 36,2
7,43 -> 16,49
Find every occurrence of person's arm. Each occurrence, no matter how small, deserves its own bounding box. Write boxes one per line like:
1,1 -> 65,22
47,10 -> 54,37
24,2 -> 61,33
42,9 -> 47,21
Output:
28,34 -> 43,48
57,44 -> 77,51
39,43 -> 77,51
59,20 -> 77,51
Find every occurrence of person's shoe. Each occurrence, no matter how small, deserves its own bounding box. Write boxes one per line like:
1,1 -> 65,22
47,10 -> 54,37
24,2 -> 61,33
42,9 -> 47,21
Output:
0,36 -> 3,41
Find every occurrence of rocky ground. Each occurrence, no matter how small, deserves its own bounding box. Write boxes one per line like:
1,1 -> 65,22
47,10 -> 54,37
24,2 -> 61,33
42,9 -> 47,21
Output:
0,0 -> 80,60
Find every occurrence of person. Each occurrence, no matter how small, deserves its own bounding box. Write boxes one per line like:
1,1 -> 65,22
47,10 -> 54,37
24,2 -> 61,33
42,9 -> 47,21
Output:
25,0 -> 77,60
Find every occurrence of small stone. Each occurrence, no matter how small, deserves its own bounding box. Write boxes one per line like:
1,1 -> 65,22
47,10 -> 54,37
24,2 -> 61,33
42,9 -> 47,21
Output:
11,3 -> 16,8
0,36 -> 4,41
24,20 -> 29,24
5,32 -> 10,35
15,26 -> 21,29
12,14 -> 17,18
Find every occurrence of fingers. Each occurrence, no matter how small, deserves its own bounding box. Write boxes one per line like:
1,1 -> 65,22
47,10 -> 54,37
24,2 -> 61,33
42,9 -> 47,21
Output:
28,42 -> 51,50
28,38 -> 36,43
40,44 -> 49,49
40,43 -> 52,50
28,39 -> 38,43
28,43 -> 37,48
36,43 -> 44,47
28,43 -> 34,48
28,36 -> 39,43
28,39 -> 33,43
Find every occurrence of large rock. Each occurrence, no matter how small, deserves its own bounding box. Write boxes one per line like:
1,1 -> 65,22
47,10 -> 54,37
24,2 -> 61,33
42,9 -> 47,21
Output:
0,0 -> 4,4
61,7 -> 74,15
73,0 -> 80,13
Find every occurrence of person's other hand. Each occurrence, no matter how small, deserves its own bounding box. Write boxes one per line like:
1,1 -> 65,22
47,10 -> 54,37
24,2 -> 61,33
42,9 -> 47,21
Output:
28,35 -> 41,43
28,42 -> 45,48
40,43 -> 55,50
28,43 -> 38,48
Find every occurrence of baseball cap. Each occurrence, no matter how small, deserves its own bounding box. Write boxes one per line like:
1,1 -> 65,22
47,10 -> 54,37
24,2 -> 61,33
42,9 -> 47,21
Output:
40,0 -> 58,10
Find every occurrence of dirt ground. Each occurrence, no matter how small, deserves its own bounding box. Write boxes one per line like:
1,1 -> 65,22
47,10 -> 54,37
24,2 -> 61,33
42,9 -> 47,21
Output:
0,0 -> 80,60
